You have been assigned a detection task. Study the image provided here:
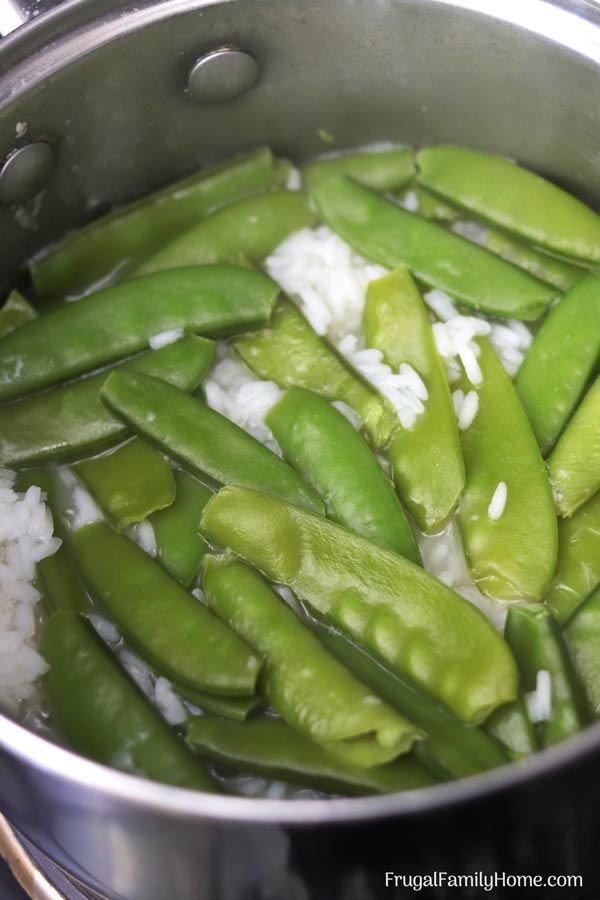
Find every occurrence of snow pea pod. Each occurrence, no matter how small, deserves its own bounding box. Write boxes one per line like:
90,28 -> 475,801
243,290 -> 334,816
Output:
484,697 -> 537,759
545,492 -> 600,624
485,230 -> 584,294
187,717 -> 437,795
364,267 -> 465,533
265,386 -> 420,563
416,145 -> 600,265
175,683 -> 260,722
31,147 -> 277,298
0,265 -> 278,403
200,486 -> 518,724
100,372 -> 324,516
135,192 -> 317,276
0,290 -> 37,337
548,376 -> 600,517
203,555 -> 421,768
395,186 -> 460,223
301,148 -> 415,194
516,275 -> 600,456
0,335 -> 213,468
314,175 -> 555,319
233,300 -> 395,450
151,471 -> 212,587
564,585 -> 600,715
42,613 -> 216,790
73,522 -> 261,696
76,439 -> 175,531
504,602 -> 588,747
457,338 -> 557,600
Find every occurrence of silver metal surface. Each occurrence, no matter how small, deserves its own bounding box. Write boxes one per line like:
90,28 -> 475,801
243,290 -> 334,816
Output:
187,46 -> 259,102
0,139 -> 53,204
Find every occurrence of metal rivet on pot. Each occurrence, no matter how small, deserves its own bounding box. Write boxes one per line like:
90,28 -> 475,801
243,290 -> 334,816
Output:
187,47 -> 259,103
0,141 -> 54,205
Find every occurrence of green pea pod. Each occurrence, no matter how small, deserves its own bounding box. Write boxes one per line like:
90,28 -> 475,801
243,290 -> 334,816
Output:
151,471 -> 212,587
175,685 -> 260,722
233,300 -> 395,450
31,147 -> 277,298
0,290 -> 37,337
0,336 -> 214,468
203,555 -> 421,768
504,602 -> 588,747
564,585 -> 600,715
187,717 -> 437,795
395,186 -> 460,223
100,371 -> 324,516
516,276 -> 600,456
73,521 -> 261,696
301,148 -> 415,194
0,266 -> 279,403
457,339 -> 557,600
416,145 -> 600,265
200,486 -> 518,724
310,620 -> 508,778
41,613 -> 216,790
548,376 -> 600,517
545,492 -> 600,624
134,192 -> 318,276
485,230 -> 585,294
364,267 -> 465,533
75,439 -> 175,530
265,386 -> 420,563
313,175 -> 555,320
484,697 -> 538,759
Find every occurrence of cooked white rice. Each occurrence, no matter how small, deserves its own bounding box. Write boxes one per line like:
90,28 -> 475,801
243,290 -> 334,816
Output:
525,669 -> 552,723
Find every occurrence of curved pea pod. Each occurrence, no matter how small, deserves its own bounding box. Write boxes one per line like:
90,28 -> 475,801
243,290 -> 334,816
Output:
175,685 -> 260,722
485,230 -> 585,293
301,148 -> 415,194
0,290 -> 37,338
31,147 -> 277,298
416,145 -> 600,265
233,300 -> 395,450
151,471 -> 212,587
265,387 -> 420,563
484,697 -> 537,759
0,336 -> 214,468
516,276 -> 600,456
311,621 -> 508,778
0,266 -> 279,403
456,338 -> 557,600
395,186 -> 460,223
504,602 -> 588,747
100,371 -> 324,516
364,268 -> 465,532
548,377 -> 600,518
41,613 -> 216,790
73,521 -> 261,696
545,493 -> 600,624
564,585 -> 600,715
200,486 -> 518,724
134,192 -> 318,276
187,717 -> 437,796
203,555 -> 421,768
313,175 -> 555,320
75,439 -> 175,531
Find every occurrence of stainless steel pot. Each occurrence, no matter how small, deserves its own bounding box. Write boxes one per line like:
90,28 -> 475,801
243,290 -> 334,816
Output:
1,2 -> 600,897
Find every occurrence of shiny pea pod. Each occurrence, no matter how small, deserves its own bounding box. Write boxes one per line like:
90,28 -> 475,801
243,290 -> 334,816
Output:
134,192 -> 318,276
516,276 -> 600,456
75,439 -> 175,531
484,697 -> 537,759
200,486 -> 518,724
395,186 -> 460,223
31,147 -> 278,298
175,683 -> 260,722
545,492 -> 600,625
416,145 -> 600,265
548,376 -> 600,518
0,290 -> 37,337
151,471 -> 212,587
73,522 -> 261,696
42,612 -> 216,790
100,371 -> 324,516
301,148 -> 415,194
265,386 -> 421,563
0,336 -> 214,468
187,717 -> 437,795
233,300 -> 395,450
203,554 -> 421,768
0,266 -> 278,403
485,229 -> 585,294
364,267 -> 465,533
504,602 -> 588,747
314,175 -> 555,319
564,585 -> 600,715
457,339 -> 557,601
